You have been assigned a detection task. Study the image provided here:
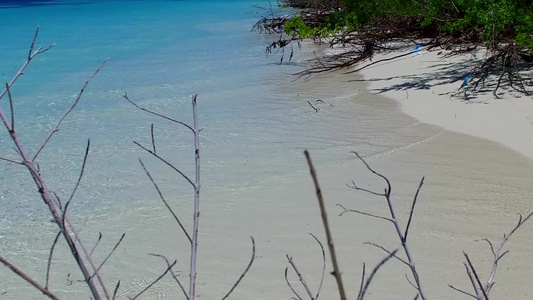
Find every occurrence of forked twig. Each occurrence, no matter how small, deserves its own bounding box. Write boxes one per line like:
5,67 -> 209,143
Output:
33,59 -> 109,161
454,211 -> 533,299
149,253 -> 189,300
286,255 -> 314,299
357,249 -> 399,300
346,151 -> 427,299
129,259 -> 177,300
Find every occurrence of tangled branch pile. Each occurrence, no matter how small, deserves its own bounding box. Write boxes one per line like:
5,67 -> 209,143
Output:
254,0 -> 533,98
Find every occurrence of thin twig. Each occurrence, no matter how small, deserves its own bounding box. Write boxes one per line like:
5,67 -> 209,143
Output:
150,123 -> 156,154
304,150 -> 347,300
5,83 -> 14,131
448,284 -> 478,299
90,233 -> 103,257
67,139 -> 91,205
0,156 -> 22,164
134,141 -> 194,188
404,177 -> 424,242
337,204 -> 394,223
45,232 -> 61,289
307,101 -> 318,113
130,260 -> 177,300
94,233 -> 126,275
221,236 -> 256,300
285,267 -> 304,300
112,281 -> 121,300
363,242 -> 409,266
122,92 -> 194,132
309,233 -> 326,299
138,159 -> 192,243
356,263 -> 366,300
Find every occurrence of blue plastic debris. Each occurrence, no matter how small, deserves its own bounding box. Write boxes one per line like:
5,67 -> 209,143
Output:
410,44 -> 421,52
463,75 -> 473,86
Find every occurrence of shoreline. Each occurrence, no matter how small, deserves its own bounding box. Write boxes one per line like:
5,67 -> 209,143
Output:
357,48 -> 533,162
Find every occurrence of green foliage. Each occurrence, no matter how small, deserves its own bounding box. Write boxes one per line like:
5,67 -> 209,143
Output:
284,0 -> 533,51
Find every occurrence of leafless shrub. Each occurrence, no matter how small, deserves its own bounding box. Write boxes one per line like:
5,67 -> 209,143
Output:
300,150 -> 532,299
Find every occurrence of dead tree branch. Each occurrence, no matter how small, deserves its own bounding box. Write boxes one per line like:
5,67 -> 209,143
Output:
342,151 -> 427,299
452,211 -> 533,299
304,150 -> 347,300
0,31 -> 110,299
0,255 -> 60,300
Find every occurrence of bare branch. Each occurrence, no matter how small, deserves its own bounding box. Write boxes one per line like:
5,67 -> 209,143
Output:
45,232 -> 61,289
307,101 -> 318,113
464,252 -> 489,300
90,232 -> 103,257
0,156 -> 22,164
356,263 -> 366,300
286,255 -> 314,300
304,150 -> 347,300
150,123 -> 156,154
149,253 -> 189,300
67,139 -> 91,206
221,236 -> 256,300
309,233 -> 326,299
94,233 -> 126,275
285,267 -> 304,300
122,92 -> 194,132
350,151 -> 392,198
33,59 -> 109,161
5,83 -> 14,131
357,249 -> 399,300
134,141 -> 195,188
404,177 -> 424,242
0,255 -> 60,300
449,284 -> 478,298
0,27 -> 55,102
337,204 -> 394,223
363,242 -> 409,266
138,159 -> 192,243
347,180 -> 387,197
130,259 -> 177,300
112,281 -> 121,300
350,150 -> 427,299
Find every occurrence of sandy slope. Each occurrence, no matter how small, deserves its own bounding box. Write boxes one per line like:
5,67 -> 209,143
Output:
358,48 -> 533,161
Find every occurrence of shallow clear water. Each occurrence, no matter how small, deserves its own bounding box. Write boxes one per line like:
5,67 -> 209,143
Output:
1,1 -> 533,300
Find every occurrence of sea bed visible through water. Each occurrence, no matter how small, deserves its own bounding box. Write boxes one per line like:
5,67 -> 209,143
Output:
0,0 -> 532,299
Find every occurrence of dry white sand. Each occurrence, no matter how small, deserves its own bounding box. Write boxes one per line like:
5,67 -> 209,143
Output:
358,48 -> 533,161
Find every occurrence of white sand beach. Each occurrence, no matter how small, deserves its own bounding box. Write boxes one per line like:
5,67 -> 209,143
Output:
358,48 -> 533,161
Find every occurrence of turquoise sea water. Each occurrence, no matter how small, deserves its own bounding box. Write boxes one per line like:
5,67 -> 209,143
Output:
0,1 -> 378,298
2,1 -> 533,299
